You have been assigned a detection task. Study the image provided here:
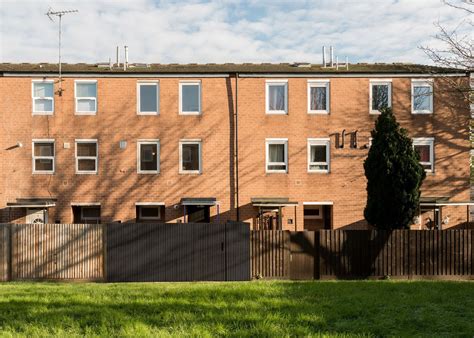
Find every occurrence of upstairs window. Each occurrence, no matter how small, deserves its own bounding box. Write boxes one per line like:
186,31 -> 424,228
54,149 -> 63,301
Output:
413,138 -> 434,173
370,80 -> 391,114
137,140 -> 160,173
137,81 -> 159,115
412,80 -> 433,114
32,140 -> 55,173
179,140 -> 202,174
76,140 -> 98,174
75,80 -> 97,114
266,138 -> 288,173
32,81 -> 54,114
308,80 -> 330,114
179,81 -> 201,115
307,138 -> 330,173
266,80 -> 288,114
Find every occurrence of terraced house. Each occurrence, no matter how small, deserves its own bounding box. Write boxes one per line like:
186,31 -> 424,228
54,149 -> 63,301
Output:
0,62 -> 471,230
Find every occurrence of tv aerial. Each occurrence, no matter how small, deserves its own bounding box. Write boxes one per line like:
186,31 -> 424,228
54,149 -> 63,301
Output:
45,8 -> 78,95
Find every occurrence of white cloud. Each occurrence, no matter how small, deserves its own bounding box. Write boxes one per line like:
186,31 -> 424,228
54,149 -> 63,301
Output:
0,0 -> 470,64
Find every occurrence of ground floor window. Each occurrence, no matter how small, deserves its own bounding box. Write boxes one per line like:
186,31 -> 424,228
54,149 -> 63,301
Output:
136,205 -> 163,222
303,204 -> 332,230
73,205 -> 101,224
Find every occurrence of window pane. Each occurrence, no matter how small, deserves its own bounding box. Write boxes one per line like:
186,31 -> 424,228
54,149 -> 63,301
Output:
34,83 -> 53,97
268,164 -> 286,171
413,86 -> 431,111
77,99 -> 95,112
34,143 -> 54,156
78,159 -> 96,171
34,99 -> 53,112
181,85 -> 199,112
140,85 -> 157,112
372,84 -> 389,110
140,206 -> 160,218
269,144 -> 285,163
82,207 -> 100,218
310,86 -> 327,111
76,83 -> 97,97
35,159 -> 53,171
182,144 -> 200,170
414,145 -> 430,162
310,145 -> 326,163
310,164 -> 328,171
140,144 -> 158,171
77,143 -> 97,156
268,85 -> 285,111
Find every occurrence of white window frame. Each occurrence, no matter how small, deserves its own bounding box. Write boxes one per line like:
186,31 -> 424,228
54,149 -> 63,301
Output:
75,139 -> 98,174
303,205 -> 323,220
137,139 -> 160,174
137,81 -> 159,115
413,137 -> 434,173
32,80 -> 54,115
307,138 -> 330,173
265,138 -> 288,173
369,79 -> 392,115
179,139 -> 202,174
75,80 -> 97,115
179,81 -> 201,115
138,205 -> 162,221
265,80 -> 288,115
307,80 -> 330,114
411,79 -> 433,114
32,139 -> 55,174
80,206 -> 101,223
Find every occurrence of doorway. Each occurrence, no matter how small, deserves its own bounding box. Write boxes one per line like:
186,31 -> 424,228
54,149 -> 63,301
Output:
26,208 -> 48,224
187,205 -> 211,223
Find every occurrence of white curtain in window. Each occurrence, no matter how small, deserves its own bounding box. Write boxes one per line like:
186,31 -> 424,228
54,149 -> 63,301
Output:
269,144 -> 284,162
268,86 -> 285,111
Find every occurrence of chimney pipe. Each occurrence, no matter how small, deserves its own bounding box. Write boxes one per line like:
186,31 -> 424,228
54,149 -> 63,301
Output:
346,56 -> 349,70
116,46 -> 120,67
330,46 -> 334,67
124,45 -> 129,71
322,46 -> 326,67
336,56 -> 339,70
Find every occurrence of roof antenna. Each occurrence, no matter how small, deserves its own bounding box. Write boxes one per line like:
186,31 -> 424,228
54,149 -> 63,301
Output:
46,7 -> 78,96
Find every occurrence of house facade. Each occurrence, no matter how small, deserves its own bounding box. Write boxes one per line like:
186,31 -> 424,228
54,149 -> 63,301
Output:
0,63 -> 471,230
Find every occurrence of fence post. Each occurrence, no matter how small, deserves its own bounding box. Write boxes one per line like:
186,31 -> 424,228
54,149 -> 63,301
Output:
102,224 -> 107,282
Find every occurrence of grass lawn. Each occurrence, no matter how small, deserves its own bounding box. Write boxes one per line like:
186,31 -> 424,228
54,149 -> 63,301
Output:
0,281 -> 472,337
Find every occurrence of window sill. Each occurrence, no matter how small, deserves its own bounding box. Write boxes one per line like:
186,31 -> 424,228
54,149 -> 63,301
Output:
75,112 -> 97,115
138,171 -> 160,174
32,172 -> 54,175
412,111 -> 433,115
308,170 -> 330,174
179,171 -> 202,175
32,112 -> 54,116
179,111 -> 201,116
266,171 -> 288,174
308,111 -> 329,115
266,111 -> 288,115
76,171 -> 98,175
137,112 -> 159,116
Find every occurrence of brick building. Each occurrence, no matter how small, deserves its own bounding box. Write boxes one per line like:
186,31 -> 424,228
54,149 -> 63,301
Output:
0,63 -> 471,230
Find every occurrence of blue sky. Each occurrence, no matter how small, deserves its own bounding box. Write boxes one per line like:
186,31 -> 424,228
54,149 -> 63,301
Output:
0,0 -> 470,64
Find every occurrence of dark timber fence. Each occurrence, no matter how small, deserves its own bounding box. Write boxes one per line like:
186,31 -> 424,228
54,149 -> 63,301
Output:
250,230 -> 473,279
0,225 -> 472,281
106,222 -> 250,282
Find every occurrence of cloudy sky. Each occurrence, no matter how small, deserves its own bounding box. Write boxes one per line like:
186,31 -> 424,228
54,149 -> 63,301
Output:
0,0 -> 470,65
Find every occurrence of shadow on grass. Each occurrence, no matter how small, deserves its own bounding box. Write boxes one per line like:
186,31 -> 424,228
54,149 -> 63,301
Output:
0,281 -> 473,336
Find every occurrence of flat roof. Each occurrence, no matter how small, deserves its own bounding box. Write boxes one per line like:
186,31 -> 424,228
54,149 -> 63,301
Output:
251,197 -> 298,207
0,62 -> 467,75
180,197 -> 217,206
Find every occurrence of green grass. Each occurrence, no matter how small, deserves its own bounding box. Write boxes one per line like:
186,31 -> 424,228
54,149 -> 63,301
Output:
0,281 -> 472,337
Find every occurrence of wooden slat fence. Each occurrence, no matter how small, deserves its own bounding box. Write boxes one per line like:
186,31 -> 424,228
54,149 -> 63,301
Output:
9,224 -> 104,281
107,222 -> 250,282
0,225 -> 9,281
250,230 -> 290,279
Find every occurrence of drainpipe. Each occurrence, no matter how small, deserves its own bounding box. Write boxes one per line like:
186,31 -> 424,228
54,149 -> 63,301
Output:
235,73 -> 240,221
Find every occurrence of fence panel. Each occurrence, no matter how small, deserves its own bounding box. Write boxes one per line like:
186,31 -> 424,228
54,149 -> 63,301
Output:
250,230 -> 290,279
10,224 -> 104,281
106,222 -> 250,282
0,225 -> 9,281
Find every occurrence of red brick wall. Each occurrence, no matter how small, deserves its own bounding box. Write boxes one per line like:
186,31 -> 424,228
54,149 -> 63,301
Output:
0,75 -> 469,228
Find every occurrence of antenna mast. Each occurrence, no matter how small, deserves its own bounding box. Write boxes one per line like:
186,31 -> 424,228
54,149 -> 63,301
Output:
46,8 -> 78,95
